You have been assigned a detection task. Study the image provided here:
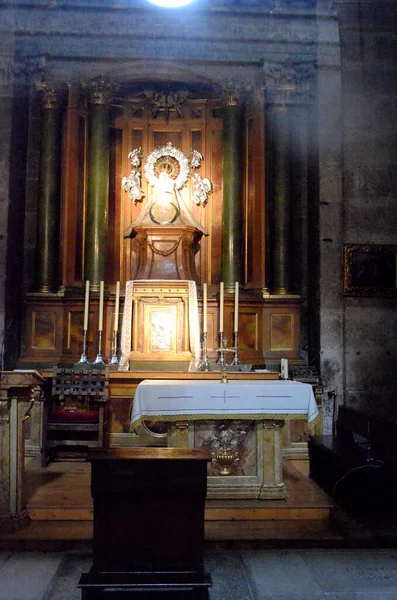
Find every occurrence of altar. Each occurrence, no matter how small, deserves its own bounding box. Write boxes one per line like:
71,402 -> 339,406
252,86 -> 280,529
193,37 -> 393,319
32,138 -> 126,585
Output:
131,379 -> 318,500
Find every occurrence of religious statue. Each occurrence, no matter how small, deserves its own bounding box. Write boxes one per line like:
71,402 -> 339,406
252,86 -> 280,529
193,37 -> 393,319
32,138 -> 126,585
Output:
123,142 -> 211,235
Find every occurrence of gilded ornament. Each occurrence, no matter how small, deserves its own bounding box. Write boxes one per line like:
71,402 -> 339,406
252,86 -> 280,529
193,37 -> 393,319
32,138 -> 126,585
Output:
209,421 -> 247,476
122,142 -> 212,223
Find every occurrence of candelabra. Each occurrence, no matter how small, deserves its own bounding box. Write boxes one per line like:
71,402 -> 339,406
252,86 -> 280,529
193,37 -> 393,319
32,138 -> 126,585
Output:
216,331 -> 240,367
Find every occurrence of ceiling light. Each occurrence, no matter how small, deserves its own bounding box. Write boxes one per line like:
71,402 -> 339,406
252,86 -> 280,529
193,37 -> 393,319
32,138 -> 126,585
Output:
147,0 -> 195,7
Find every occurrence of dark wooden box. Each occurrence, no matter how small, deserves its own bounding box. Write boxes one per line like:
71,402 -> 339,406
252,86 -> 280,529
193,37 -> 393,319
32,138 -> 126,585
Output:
79,447 -> 212,598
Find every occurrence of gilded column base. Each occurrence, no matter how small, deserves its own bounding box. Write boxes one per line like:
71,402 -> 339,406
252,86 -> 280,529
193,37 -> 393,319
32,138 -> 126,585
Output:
272,287 -> 289,295
35,285 -> 58,294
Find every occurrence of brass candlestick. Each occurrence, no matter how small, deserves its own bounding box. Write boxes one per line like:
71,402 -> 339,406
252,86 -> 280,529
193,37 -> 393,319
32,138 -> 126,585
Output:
77,329 -> 89,364
93,330 -> 105,365
200,332 -> 211,371
230,331 -> 240,365
216,332 -> 227,367
110,330 -> 119,365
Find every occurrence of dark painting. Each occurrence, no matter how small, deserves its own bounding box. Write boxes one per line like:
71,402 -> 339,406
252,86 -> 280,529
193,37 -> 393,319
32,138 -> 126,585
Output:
343,244 -> 397,296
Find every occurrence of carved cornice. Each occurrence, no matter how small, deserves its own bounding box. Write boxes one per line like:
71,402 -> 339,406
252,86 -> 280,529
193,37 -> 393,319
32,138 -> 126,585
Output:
25,56 -> 47,87
0,55 -> 34,94
263,59 -> 316,107
127,88 -> 201,121
81,75 -> 119,106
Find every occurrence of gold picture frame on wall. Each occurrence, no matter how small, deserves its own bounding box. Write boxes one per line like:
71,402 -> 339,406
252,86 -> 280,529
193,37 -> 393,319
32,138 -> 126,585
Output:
342,243 -> 397,297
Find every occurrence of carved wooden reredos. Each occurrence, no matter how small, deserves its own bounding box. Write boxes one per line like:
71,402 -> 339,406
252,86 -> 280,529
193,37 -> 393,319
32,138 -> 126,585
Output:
20,66 -> 305,367
57,78 -> 265,291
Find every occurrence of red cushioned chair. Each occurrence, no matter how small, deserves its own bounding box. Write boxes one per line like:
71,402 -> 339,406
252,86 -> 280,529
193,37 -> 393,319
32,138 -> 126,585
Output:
45,365 -> 108,461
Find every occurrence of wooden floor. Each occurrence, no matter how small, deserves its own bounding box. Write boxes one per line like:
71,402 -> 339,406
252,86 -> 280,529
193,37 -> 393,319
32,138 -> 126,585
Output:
0,456 -> 344,546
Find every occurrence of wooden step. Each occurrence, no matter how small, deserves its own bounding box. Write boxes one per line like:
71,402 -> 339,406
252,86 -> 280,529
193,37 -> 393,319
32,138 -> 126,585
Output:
19,456 -> 337,543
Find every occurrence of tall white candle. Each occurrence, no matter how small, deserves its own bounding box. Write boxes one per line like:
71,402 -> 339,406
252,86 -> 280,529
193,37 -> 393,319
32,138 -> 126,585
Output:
219,282 -> 224,333
98,281 -> 104,331
114,281 -> 120,332
83,280 -> 90,331
203,283 -> 207,334
234,281 -> 239,332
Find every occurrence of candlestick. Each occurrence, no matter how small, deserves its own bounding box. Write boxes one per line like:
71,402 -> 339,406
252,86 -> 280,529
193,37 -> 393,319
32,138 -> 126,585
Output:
114,281 -> 120,332
77,329 -> 88,364
219,282 -> 224,333
200,331 -> 210,371
110,329 -> 119,366
83,280 -> 90,331
98,281 -> 104,331
234,281 -> 239,332
93,329 -> 105,365
203,283 -> 207,334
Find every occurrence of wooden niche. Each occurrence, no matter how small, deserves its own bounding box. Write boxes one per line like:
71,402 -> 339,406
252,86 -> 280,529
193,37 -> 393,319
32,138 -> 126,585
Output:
120,280 -> 199,370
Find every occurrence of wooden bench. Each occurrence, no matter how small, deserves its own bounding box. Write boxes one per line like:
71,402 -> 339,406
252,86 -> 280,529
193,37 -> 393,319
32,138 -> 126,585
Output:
308,406 -> 397,523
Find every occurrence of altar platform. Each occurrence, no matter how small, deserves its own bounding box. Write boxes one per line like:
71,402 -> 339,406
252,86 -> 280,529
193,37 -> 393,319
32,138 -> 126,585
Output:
0,455 -> 344,550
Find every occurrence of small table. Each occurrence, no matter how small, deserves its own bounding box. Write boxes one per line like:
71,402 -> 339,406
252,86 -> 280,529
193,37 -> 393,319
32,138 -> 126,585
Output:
131,379 -> 319,499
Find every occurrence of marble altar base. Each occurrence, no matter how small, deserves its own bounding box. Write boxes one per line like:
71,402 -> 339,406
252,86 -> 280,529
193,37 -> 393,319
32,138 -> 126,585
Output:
167,419 -> 288,500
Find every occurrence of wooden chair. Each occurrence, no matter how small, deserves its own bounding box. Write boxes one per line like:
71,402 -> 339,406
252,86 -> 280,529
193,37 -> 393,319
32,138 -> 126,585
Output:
45,365 -> 108,461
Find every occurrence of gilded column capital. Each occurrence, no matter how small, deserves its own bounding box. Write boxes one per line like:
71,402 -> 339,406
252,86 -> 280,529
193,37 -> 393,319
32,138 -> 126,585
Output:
35,81 -> 63,109
81,75 -> 119,106
221,81 -> 252,107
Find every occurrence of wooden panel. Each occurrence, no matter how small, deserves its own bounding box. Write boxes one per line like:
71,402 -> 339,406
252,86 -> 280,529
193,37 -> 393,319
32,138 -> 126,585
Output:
262,301 -> 300,359
239,311 -> 259,351
107,126 -> 123,285
66,308 -> 96,355
270,314 -> 294,351
244,84 -> 265,290
32,312 -> 56,349
60,85 -> 87,287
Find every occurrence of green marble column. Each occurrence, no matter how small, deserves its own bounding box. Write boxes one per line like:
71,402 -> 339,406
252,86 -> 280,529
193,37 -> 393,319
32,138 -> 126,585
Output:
83,78 -> 117,288
221,99 -> 244,290
36,87 -> 62,292
268,102 -> 291,294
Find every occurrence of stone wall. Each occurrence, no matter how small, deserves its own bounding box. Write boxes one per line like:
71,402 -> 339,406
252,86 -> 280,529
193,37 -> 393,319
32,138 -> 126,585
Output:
320,0 -> 397,425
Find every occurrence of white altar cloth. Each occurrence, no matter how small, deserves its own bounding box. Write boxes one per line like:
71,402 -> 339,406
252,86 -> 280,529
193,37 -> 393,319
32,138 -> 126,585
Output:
130,379 -> 319,428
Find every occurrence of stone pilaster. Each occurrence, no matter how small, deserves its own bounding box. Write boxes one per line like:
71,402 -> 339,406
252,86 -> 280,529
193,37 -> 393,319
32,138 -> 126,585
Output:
82,77 -> 118,289
264,60 -> 315,296
0,50 -> 15,367
264,62 -> 295,295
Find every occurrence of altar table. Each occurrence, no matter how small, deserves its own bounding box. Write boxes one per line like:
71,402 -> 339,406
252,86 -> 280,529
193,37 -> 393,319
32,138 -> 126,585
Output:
131,379 -> 318,499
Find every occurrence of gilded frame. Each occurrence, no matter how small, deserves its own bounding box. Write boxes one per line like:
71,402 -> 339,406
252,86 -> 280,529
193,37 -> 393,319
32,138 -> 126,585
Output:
342,243 -> 397,297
